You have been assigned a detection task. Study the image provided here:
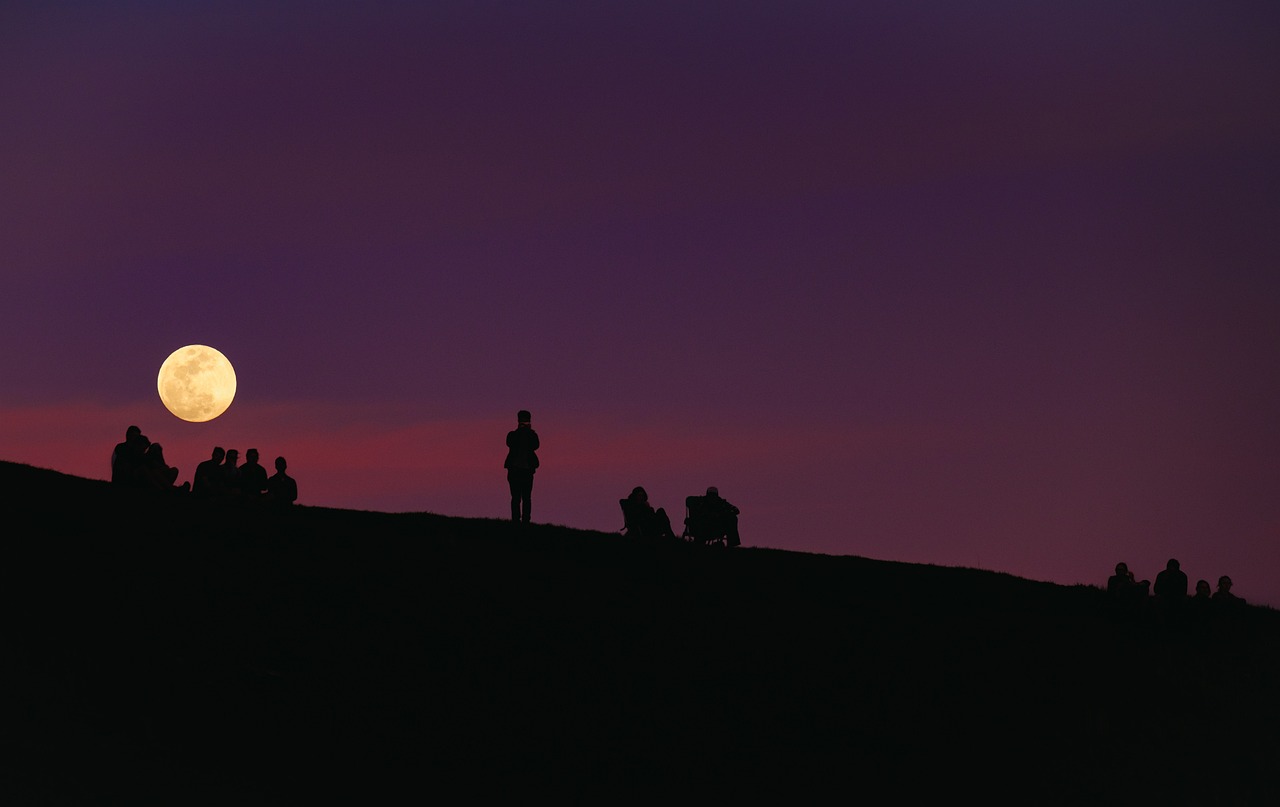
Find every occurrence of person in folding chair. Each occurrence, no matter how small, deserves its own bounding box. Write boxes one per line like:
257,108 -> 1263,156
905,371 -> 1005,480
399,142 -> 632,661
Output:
620,486 -> 678,541
685,486 -> 741,547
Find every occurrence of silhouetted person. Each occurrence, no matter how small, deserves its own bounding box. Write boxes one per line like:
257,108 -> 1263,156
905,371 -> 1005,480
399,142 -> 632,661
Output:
702,486 -> 741,547
141,442 -> 189,493
239,448 -> 269,498
504,409 -> 539,523
1107,562 -> 1149,607
219,448 -> 241,495
191,446 -> 226,499
111,425 -> 147,487
1154,558 -> 1188,601
1212,575 -> 1245,606
620,486 -> 677,541
1190,578 -> 1214,622
265,456 -> 298,506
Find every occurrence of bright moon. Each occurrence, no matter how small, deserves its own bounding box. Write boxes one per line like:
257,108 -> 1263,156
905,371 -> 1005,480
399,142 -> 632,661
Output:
157,345 -> 237,422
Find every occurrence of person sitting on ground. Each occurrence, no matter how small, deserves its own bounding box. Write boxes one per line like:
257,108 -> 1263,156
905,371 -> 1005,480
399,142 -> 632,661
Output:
111,425 -> 147,487
191,446 -> 226,499
701,486 -> 742,547
238,447 -> 269,499
1107,562 -> 1149,605
264,456 -> 298,506
140,442 -> 189,493
621,486 -> 677,541
1212,575 -> 1245,606
1153,558 -> 1188,602
1193,579 -> 1212,601
219,448 -> 242,496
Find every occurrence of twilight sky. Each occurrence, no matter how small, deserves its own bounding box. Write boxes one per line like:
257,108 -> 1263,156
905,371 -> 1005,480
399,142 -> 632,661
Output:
4,2 -> 1279,605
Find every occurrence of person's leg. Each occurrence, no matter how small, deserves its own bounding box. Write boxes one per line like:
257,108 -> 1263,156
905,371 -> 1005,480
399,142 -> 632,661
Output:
507,471 -> 521,521
656,507 -> 675,539
726,514 -> 740,547
520,473 -> 533,522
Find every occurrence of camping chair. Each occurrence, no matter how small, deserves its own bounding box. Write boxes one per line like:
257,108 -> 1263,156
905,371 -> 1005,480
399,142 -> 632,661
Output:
681,495 -> 731,547
619,497 -> 647,537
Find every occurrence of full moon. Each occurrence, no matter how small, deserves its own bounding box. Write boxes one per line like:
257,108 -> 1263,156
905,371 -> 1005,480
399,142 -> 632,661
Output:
157,345 -> 237,422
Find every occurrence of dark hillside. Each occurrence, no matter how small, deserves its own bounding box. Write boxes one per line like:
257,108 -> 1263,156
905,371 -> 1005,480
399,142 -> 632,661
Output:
4,460 -> 1279,804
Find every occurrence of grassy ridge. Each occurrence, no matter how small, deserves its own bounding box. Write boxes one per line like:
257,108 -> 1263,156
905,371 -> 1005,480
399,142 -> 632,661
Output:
3,460 -> 1279,803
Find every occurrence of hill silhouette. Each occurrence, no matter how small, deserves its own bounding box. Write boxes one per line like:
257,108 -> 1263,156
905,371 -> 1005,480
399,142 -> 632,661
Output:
4,459 -> 1280,804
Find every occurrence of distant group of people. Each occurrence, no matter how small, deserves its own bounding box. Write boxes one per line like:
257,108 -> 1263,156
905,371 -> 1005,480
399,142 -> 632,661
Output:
1107,558 -> 1246,613
110,425 -> 297,506
191,444 -> 297,506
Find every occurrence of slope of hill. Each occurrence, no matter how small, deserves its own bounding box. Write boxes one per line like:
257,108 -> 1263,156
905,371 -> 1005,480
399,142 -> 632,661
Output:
4,459 -> 1279,804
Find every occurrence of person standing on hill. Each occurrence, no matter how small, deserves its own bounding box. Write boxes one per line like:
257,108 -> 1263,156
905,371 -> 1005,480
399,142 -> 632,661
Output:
504,409 -> 539,523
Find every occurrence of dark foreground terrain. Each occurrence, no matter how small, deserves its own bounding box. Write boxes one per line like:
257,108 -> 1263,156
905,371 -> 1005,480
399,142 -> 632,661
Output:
4,460 -> 1280,804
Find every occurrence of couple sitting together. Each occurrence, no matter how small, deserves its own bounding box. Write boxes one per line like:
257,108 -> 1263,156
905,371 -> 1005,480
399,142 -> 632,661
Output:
620,485 -> 741,547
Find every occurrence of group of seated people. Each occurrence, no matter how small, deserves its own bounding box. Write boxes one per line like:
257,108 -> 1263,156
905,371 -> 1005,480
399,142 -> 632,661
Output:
111,425 -> 297,506
620,485 -> 741,547
1107,558 -> 1245,609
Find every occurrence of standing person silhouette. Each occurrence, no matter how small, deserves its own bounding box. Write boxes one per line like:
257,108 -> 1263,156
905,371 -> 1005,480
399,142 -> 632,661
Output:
504,409 -> 539,523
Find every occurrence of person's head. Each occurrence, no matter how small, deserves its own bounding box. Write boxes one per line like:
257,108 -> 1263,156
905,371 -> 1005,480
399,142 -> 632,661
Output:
630,486 -> 648,501
246,448 -> 259,463
225,449 -> 239,464
1115,562 -> 1129,575
148,442 -> 163,457
517,409 -> 531,426
126,425 -> 141,439
275,456 -> 287,472
706,486 -> 719,497
1167,558 -> 1180,571
1196,579 -> 1211,596
1218,575 -> 1233,591
211,446 -> 225,461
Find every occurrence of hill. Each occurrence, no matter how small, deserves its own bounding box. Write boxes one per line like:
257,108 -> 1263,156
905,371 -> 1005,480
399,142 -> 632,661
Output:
4,459 -> 1280,804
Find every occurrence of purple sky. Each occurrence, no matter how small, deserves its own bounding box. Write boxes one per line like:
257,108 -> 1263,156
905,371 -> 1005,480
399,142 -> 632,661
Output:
4,2 -> 1280,605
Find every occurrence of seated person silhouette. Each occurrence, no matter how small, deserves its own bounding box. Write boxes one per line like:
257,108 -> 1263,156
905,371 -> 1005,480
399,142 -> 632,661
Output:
683,486 -> 742,547
1153,558 -> 1188,602
1212,575 -> 1245,606
1106,562 -> 1149,606
619,486 -> 677,541
238,447 -> 269,499
111,425 -> 147,487
264,456 -> 298,506
141,442 -> 189,493
191,446 -> 226,499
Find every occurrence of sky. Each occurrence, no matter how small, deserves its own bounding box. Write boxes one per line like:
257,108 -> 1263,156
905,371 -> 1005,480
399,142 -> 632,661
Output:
4,1 -> 1280,605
